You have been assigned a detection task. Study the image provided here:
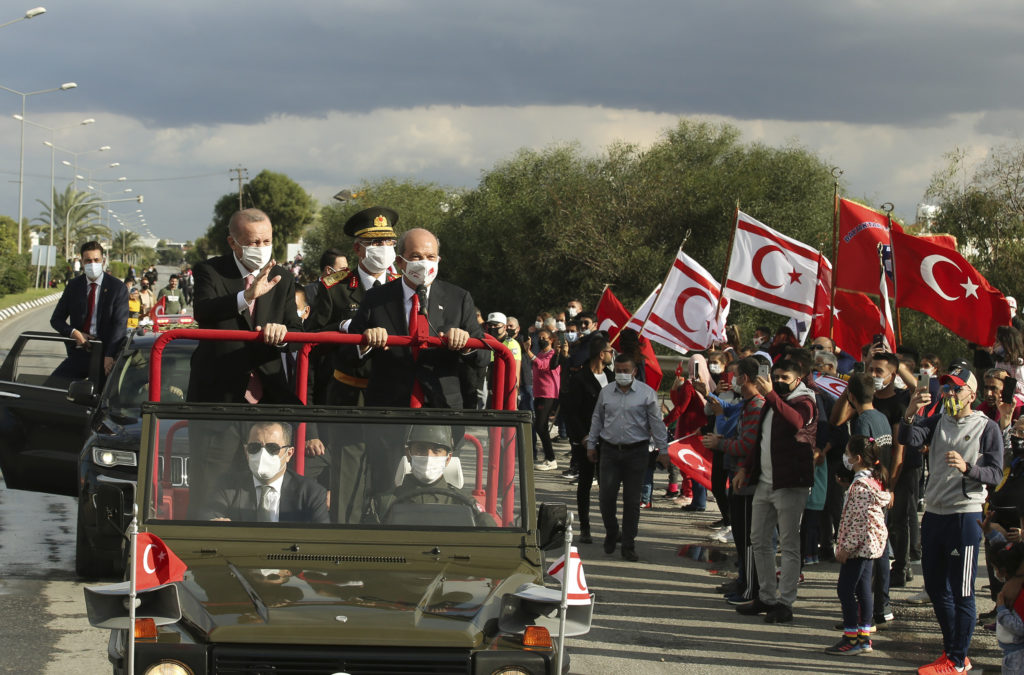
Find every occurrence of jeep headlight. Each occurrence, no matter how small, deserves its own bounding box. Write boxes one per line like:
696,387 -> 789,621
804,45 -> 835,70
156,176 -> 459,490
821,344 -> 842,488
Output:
92,447 -> 137,468
144,662 -> 193,675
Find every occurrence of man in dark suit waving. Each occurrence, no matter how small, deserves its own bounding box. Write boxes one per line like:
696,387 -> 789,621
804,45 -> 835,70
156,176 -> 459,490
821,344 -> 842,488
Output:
202,421 -> 329,524
50,241 -> 129,379
348,227 -> 485,409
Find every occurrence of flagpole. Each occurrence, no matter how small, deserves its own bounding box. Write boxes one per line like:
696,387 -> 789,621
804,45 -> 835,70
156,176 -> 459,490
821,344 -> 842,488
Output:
554,511 -> 574,675
127,504 -> 138,675
829,168 -> 843,340
633,229 -> 692,337
882,202 -> 903,346
715,203 -> 740,327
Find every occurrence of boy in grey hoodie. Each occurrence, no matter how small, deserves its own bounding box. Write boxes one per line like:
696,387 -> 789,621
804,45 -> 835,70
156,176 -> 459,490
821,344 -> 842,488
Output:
899,364 -> 1003,675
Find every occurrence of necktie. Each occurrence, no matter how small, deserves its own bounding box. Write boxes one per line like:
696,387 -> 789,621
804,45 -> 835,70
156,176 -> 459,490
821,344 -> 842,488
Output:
242,273 -> 264,403
258,485 -> 277,522
373,279 -> 381,288
83,282 -> 97,334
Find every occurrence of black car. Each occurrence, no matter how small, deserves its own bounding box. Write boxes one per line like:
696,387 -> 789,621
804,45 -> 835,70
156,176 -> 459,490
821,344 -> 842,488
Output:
0,329 -> 196,577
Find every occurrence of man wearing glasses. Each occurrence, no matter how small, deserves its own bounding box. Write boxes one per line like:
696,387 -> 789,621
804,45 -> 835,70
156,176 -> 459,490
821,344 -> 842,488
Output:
202,421 -> 329,524
900,364 -> 1003,675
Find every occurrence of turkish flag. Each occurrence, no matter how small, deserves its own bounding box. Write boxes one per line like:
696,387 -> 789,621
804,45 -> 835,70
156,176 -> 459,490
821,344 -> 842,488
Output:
135,532 -> 187,591
724,211 -> 821,321
891,231 -> 1011,345
813,289 -> 885,356
836,199 -> 904,294
646,250 -> 730,354
667,434 -> 713,489
595,288 -> 663,389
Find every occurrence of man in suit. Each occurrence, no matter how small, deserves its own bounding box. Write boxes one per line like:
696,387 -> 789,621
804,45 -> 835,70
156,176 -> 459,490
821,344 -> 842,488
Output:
50,241 -> 129,380
202,421 -> 329,524
348,227 -> 485,409
186,208 -> 303,517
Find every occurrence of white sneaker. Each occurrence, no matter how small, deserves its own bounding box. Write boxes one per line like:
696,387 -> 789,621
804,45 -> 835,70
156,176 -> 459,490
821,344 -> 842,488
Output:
905,589 -> 930,605
535,460 -> 558,471
707,527 -> 733,544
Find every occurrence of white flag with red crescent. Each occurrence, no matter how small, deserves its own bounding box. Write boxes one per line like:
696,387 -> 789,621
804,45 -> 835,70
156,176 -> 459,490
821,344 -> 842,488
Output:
724,211 -> 820,321
645,250 -> 729,353
546,546 -> 592,605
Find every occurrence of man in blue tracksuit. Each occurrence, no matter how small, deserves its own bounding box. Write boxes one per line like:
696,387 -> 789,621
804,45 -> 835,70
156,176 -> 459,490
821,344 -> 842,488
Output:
899,363 -> 1003,675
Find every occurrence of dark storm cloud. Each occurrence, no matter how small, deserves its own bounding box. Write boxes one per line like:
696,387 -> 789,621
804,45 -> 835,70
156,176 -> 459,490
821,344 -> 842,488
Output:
5,1 -> 1023,129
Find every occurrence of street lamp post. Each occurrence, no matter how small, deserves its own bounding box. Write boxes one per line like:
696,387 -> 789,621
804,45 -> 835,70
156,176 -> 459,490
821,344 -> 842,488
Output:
66,195 -> 143,266
0,80 -> 77,253
0,7 -> 45,30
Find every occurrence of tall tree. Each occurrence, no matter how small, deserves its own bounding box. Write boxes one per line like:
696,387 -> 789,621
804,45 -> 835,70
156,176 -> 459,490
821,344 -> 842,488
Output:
33,185 -> 109,260
204,169 -> 318,260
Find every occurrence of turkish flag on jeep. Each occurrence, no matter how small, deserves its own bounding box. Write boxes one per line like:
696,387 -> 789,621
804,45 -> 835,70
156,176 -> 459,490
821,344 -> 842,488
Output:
135,532 -> 187,591
667,434 -> 713,490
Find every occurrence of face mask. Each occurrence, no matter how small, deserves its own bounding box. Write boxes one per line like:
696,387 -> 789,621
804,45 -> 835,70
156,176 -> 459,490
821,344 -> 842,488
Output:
297,310 -> 307,320
362,244 -> 396,274
410,455 -> 446,483
581,327 -> 592,335
247,448 -> 283,482
872,376 -> 887,391
539,338 -> 550,349
731,379 -> 743,395
556,321 -> 566,332
923,367 -> 936,376
534,321 -> 542,330
943,395 -> 966,417
615,372 -> 634,387
507,328 -> 518,338
241,245 -> 272,271
399,257 -> 438,287
753,337 -> 765,347
842,454 -> 855,472
566,331 -> 578,342
83,262 -> 104,281
772,381 -> 793,398
709,363 -> 723,375
894,377 -> 908,390
568,307 -> 579,318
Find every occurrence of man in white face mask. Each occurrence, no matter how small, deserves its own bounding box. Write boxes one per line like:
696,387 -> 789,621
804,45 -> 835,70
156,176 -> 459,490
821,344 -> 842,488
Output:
346,227 -> 485,409
50,240 -> 129,379
202,421 -> 329,524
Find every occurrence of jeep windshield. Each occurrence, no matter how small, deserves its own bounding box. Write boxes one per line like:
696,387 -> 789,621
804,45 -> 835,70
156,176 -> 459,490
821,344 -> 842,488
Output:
105,339 -> 195,421
141,406 -> 526,531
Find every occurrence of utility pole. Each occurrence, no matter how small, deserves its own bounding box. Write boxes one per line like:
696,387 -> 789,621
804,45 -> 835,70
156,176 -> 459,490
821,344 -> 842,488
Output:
229,166 -> 248,209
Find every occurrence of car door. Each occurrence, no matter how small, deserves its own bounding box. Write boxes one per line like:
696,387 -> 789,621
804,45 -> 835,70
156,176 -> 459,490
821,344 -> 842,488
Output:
0,331 -> 102,496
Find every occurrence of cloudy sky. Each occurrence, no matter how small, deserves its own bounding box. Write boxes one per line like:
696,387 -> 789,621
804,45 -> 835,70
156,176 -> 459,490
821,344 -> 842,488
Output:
1,0 -> 1022,246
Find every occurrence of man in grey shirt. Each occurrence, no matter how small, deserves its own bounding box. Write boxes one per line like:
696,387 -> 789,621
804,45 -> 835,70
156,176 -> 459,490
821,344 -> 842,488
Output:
588,353 -> 668,562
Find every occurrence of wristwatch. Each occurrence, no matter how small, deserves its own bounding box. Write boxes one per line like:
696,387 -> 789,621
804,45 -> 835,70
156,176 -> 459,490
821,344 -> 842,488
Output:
962,462 -> 972,475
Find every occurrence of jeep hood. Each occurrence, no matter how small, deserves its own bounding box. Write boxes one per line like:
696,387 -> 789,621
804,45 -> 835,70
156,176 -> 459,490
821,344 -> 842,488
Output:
179,557 -> 536,647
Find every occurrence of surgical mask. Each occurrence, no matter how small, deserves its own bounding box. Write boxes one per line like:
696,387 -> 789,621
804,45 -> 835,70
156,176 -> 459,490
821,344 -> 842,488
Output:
772,381 -> 793,398
566,331 -> 578,342
581,327 -> 592,335
731,379 -> 743,395
247,448 -> 283,482
923,367 -> 936,376
943,395 -> 966,417
894,377 -> 908,390
615,373 -> 634,387
241,245 -> 272,271
83,262 -> 104,281
399,257 -> 438,287
534,321 -> 542,330
556,321 -> 566,332
297,310 -> 307,320
842,454 -> 855,472
410,455 -> 446,483
568,307 -> 579,318
709,363 -> 723,375
872,376 -> 887,391
753,337 -> 766,347
362,244 -> 396,274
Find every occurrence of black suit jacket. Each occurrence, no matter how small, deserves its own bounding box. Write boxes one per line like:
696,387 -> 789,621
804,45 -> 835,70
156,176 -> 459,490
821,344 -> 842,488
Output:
346,278 -> 484,408
201,469 -> 329,523
187,254 -> 303,403
563,366 -> 614,444
50,272 -> 129,358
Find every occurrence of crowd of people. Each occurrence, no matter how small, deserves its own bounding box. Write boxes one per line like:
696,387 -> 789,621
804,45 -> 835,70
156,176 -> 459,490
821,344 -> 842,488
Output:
47,206 -> 1024,674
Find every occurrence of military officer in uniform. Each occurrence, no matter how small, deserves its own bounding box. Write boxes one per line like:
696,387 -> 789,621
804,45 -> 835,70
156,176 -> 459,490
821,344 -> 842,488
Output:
306,206 -> 400,522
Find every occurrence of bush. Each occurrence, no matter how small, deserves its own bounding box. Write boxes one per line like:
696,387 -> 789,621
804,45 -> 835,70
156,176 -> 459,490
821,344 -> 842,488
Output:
0,261 -> 30,296
106,261 -> 130,280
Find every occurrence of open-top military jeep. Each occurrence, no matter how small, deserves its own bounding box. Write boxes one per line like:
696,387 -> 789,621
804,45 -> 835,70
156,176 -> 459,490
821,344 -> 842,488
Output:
87,327 -> 592,675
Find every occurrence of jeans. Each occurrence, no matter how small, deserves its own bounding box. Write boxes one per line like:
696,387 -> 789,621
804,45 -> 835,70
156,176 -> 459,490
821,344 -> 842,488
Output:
533,397 -> 558,461
598,442 -> 649,549
921,511 -> 983,668
690,481 -> 708,509
751,482 -> 808,608
837,557 -> 874,631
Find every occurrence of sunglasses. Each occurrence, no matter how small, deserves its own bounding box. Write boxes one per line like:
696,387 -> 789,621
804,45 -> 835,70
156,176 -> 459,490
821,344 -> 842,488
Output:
244,442 -> 291,456
941,384 -> 965,395
810,344 -> 827,351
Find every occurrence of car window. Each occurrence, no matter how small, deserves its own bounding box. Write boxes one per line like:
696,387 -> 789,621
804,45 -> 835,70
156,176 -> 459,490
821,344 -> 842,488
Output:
144,414 -> 524,531
107,341 -> 195,419
8,336 -> 75,389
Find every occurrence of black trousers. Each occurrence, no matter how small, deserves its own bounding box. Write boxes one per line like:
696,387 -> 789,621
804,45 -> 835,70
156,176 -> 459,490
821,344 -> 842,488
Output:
533,397 -> 558,461
571,441 -> 598,530
728,488 -> 758,600
711,451 -> 729,525
598,441 -> 649,549
890,466 -> 922,574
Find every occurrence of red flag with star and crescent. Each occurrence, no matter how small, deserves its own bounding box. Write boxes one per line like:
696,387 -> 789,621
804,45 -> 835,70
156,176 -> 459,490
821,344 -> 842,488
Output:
667,434 -> 713,489
723,211 -> 820,321
891,231 -> 1011,345
836,199 -> 904,294
135,532 -> 187,591
594,287 -> 663,389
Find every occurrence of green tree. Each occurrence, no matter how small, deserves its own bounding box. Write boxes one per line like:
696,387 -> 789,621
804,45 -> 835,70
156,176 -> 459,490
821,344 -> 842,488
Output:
0,215 -> 29,296
110,229 -> 149,264
32,184 -> 109,260
204,170 -> 318,260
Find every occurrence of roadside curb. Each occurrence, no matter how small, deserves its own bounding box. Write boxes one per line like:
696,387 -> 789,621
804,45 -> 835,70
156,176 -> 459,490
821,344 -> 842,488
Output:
0,292 -> 62,322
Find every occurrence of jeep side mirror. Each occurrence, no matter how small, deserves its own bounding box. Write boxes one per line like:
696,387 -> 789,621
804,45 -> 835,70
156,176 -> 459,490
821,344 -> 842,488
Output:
537,503 -> 568,550
67,380 -> 98,407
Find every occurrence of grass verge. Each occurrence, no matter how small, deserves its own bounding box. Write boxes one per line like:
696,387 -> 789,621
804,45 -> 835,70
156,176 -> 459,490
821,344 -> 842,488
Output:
0,287 -> 61,312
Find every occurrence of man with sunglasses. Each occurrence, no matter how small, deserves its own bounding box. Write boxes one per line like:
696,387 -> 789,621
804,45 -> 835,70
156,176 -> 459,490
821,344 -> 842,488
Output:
901,364 -> 1003,675
202,421 -> 329,524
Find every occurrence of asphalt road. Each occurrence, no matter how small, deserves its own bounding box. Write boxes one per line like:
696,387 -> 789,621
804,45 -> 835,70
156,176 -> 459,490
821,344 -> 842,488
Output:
0,283 -> 1007,674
